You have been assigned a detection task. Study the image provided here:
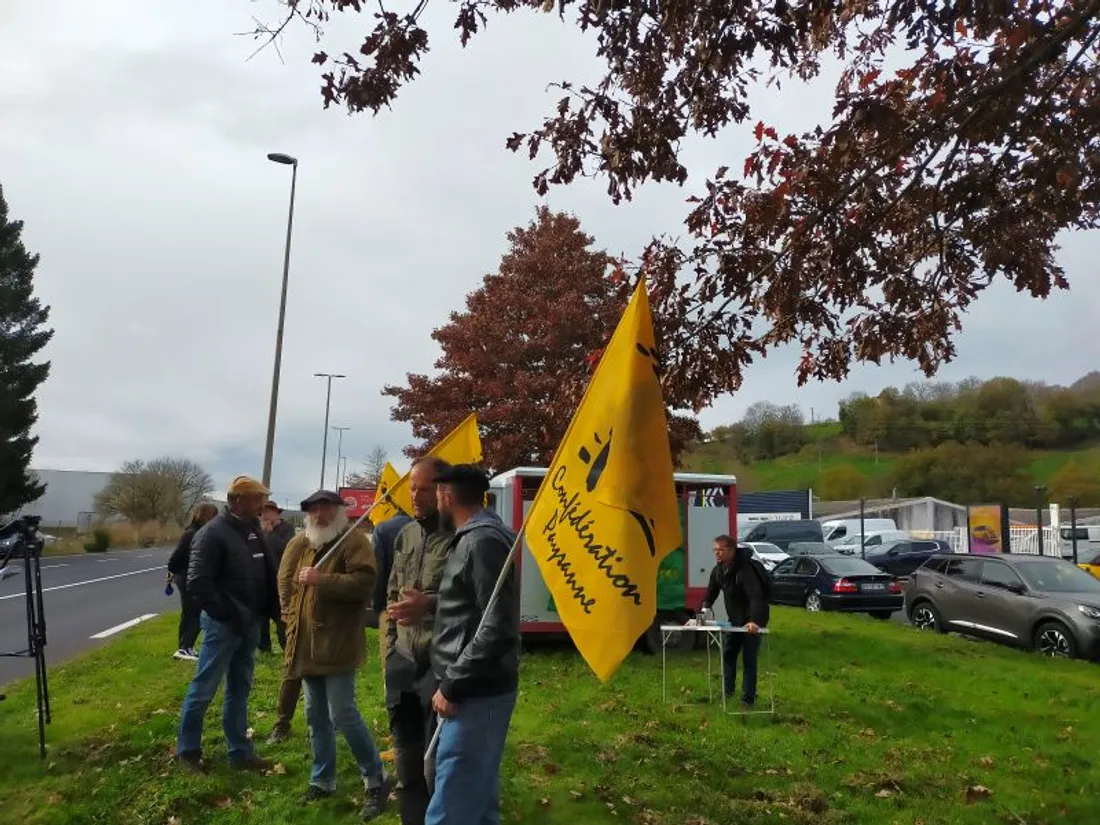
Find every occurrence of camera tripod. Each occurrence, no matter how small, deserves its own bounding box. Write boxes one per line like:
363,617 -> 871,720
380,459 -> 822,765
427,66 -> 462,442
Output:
0,515 -> 51,758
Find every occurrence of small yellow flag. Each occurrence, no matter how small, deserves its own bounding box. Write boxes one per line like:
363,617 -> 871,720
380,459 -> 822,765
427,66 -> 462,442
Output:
525,281 -> 681,682
387,414 -> 483,516
369,463 -> 404,525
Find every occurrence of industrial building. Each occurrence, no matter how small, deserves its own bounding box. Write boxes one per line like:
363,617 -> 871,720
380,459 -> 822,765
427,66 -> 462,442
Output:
16,469 -> 113,529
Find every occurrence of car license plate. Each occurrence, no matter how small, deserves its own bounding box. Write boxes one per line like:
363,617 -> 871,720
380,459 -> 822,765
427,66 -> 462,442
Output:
862,583 -> 886,591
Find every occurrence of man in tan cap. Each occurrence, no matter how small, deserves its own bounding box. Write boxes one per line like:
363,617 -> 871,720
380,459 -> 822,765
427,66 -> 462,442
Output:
176,475 -> 281,773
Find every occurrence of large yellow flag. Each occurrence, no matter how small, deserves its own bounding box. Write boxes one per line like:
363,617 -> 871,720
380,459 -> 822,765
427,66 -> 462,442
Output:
369,462 -> 403,525
387,414 -> 483,516
525,281 -> 681,681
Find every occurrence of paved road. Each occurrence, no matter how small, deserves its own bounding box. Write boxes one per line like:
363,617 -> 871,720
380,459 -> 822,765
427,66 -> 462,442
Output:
0,547 -> 174,687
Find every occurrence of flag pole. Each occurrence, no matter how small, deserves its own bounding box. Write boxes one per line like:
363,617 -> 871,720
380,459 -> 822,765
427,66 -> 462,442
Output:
423,519 -> 529,784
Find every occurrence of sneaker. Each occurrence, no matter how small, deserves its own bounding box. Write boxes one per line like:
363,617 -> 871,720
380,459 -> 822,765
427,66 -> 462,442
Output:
173,649 -> 198,662
302,785 -> 334,804
266,726 -> 289,746
186,648 -> 200,659
176,753 -> 205,774
230,754 -> 273,773
360,776 -> 392,821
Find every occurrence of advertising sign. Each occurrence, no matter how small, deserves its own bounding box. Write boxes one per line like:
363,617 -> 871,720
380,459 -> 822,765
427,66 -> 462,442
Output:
339,487 -> 376,519
968,505 -> 1004,554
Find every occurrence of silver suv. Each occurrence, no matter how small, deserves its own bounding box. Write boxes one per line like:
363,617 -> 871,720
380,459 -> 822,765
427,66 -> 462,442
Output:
904,554 -> 1100,660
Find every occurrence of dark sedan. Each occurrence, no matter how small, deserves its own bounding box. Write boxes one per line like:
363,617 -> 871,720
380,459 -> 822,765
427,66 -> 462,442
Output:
864,539 -> 945,577
770,554 -> 904,619
788,541 -> 856,557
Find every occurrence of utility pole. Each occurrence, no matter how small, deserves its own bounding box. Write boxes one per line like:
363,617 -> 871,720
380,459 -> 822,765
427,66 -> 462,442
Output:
314,373 -> 346,489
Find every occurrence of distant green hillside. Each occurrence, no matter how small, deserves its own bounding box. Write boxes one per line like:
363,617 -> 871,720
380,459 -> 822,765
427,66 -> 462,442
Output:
681,439 -> 1100,499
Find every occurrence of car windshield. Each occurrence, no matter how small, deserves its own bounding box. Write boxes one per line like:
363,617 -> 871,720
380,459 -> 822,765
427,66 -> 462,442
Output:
1015,560 -> 1100,594
821,557 -> 883,576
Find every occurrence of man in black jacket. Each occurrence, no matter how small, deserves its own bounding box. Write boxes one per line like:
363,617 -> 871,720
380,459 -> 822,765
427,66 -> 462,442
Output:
176,476 -> 280,773
700,536 -> 769,707
426,465 -> 520,825
167,502 -> 218,661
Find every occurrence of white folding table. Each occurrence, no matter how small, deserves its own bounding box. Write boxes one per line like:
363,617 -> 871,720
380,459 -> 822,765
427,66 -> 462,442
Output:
660,623 -> 775,715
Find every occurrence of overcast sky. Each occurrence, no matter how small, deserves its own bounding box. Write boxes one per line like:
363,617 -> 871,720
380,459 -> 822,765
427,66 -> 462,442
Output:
2,0 -> 1096,508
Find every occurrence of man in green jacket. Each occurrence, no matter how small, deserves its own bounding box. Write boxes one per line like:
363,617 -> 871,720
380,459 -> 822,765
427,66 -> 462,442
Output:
281,490 -> 389,821
385,457 -> 454,825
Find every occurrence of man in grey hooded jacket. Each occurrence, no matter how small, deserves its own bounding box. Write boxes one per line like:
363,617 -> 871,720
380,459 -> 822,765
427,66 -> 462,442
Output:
425,464 -> 520,825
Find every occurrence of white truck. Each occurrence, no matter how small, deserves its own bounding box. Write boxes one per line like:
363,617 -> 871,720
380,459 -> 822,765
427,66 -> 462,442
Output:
489,467 -> 738,651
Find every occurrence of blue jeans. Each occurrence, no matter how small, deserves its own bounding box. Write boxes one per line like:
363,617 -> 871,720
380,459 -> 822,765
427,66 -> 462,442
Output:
303,671 -> 384,791
425,691 -> 517,825
723,632 -> 761,704
176,612 -> 260,762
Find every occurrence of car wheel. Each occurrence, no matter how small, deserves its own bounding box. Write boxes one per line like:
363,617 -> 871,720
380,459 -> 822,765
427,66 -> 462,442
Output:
805,591 -> 823,612
1034,621 -> 1077,659
910,601 -> 944,633
870,611 -> 892,621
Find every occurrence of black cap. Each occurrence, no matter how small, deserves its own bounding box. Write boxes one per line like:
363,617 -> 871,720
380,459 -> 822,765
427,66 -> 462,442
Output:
434,464 -> 491,494
262,502 -> 284,514
299,490 -> 346,512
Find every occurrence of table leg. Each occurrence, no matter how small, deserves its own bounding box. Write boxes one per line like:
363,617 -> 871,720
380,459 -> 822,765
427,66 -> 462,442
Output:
705,630 -> 713,703
718,631 -> 726,714
661,630 -> 667,702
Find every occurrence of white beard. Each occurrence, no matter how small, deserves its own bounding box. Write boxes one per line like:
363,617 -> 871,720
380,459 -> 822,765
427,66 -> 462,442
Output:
304,509 -> 349,549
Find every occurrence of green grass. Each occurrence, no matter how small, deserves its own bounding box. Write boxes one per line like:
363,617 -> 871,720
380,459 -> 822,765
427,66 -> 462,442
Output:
2,613 -> 1099,824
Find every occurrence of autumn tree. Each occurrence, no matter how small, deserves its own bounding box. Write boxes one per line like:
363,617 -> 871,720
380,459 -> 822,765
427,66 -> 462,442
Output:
261,1 -> 1099,407
95,458 -> 214,525
384,208 -> 700,470
891,442 -> 1033,506
0,184 -> 53,516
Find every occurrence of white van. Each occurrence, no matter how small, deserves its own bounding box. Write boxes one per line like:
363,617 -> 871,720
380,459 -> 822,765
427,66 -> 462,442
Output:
1061,526 -> 1100,556
822,518 -> 897,545
832,529 -> 909,550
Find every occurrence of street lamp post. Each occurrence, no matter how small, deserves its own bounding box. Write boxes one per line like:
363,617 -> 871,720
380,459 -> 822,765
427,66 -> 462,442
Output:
331,426 -> 350,490
314,373 -> 346,490
261,152 -> 299,489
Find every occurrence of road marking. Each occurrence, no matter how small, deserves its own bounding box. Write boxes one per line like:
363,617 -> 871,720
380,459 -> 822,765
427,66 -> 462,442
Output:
138,554 -> 153,559
0,566 -> 164,601
90,613 -> 158,639
95,558 -> 119,563
41,564 -> 71,569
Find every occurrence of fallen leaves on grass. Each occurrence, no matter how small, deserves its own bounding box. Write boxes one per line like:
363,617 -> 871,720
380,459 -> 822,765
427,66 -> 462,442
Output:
978,756 -> 996,769
380,749 -> 395,763
965,785 -> 992,804
265,763 -> 287,776
876,789 -> 894,799
214,797 -> 232,809
515,743 -> 550,766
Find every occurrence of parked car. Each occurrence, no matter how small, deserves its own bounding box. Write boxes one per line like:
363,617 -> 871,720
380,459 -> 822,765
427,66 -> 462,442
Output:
1077,548 -> 1100,580
905,554 -> 1100,659
770,555 -> 903,618
741,519 -> 824,552
787,541 -> 848,557
832,529 -> 911,550
864,539 -> 945,577
821,518 -> 897,545
744,541 -> 788,571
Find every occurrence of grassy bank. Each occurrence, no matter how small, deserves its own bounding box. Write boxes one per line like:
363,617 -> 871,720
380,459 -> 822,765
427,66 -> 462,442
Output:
39,523 -> 181,557
2,612 -> 1099,824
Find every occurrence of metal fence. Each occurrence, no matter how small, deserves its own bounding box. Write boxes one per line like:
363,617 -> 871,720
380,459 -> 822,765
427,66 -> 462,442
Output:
910,527 -> 1068,556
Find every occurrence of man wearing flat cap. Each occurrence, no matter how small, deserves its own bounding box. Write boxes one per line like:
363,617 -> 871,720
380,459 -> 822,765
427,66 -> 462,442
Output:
177,475 -> 280,774
279,489 -> 390,820
426,464 -> 521,825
